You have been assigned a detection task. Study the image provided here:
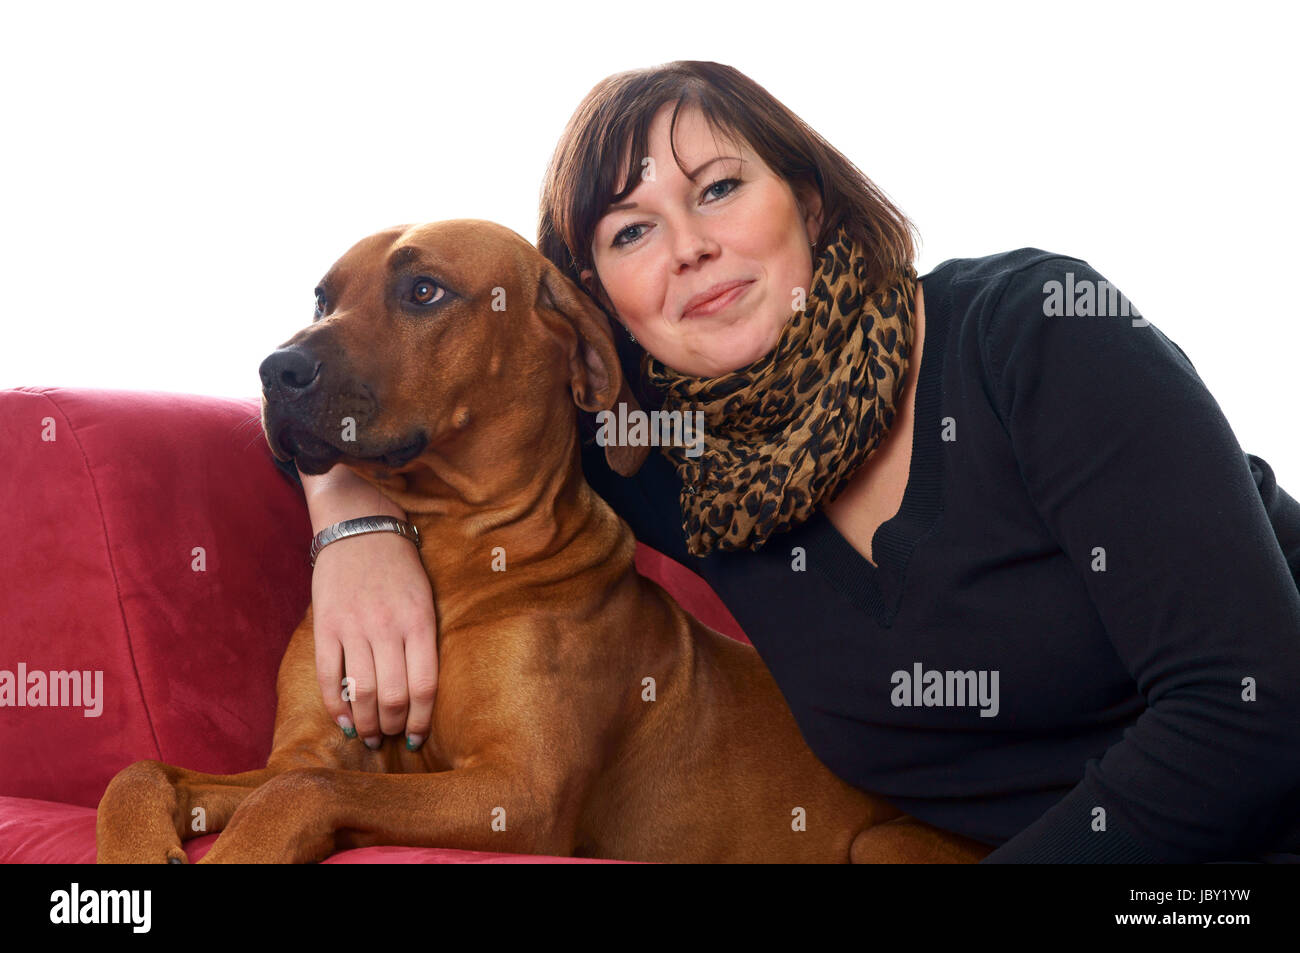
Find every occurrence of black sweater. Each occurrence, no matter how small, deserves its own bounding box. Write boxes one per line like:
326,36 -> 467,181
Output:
273,249 -> 1300,863
578,249 -> 1300,863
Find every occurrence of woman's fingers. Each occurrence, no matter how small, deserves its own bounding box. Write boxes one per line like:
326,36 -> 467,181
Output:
315,634 -> 354,737
370,630 -> 410,740
403,616 -> 439,750
340,638 -> 381,749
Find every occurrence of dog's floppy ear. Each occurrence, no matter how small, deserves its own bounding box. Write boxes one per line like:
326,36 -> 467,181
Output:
536,261 -> 649,477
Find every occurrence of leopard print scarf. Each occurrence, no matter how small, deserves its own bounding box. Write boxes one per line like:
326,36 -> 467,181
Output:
643,223 -> 917,557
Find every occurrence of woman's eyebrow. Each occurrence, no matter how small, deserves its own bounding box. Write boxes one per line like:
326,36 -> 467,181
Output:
606,155 -> 744,212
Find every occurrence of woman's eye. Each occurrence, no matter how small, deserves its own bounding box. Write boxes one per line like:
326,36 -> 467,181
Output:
610,178 -> 742,249
612,224 -> 646,248
410,278 -> 446,305
703,177 -> 741,201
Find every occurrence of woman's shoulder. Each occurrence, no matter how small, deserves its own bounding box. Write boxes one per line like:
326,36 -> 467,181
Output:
924,246 -> 1093,291
933,248 -> 1198,429
924,246 -> 1131,356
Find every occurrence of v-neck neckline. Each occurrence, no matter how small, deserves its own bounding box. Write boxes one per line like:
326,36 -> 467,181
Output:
798,272 -> 949,627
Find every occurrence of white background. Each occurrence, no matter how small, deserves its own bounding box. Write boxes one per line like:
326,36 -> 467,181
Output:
2,0 -> 1296,483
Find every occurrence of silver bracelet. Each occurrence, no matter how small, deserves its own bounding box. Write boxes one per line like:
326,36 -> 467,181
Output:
309,515 -> 422,567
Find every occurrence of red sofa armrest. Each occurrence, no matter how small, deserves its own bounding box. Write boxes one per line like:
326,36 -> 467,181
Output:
0,387 -> 311,808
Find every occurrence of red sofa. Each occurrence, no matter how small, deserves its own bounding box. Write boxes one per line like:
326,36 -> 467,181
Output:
0,386 -> 747,863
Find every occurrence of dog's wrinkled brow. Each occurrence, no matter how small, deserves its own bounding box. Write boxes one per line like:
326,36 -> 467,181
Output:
385,245 -> 455,279
386,246 -> 423,273
385,245 -> 466,298
315,243 -> 455,301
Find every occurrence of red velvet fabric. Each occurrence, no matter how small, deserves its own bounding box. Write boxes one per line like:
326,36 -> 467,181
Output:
0,386 -> 745,863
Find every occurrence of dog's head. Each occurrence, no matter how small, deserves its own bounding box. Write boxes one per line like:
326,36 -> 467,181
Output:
260,219 -> 648,483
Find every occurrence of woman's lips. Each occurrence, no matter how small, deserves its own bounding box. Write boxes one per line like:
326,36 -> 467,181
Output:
681,280 -> 754,320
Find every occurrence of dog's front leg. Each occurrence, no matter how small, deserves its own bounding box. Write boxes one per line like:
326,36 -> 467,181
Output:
198,764 -> 574,863
97,760 -> 290,864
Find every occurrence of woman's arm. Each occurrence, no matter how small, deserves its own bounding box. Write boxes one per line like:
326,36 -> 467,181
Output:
977,257 -> 1300,862
268,435 -> 676,753
296,463 -> 439,752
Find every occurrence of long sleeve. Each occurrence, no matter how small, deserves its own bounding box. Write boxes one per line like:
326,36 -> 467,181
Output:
1248,452 -> 1300,590
977,257 -> 1300,862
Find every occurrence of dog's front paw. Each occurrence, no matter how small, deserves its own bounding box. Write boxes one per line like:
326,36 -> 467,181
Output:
197,768 -> 337,864
96,760 -> 188,864
97,840 -> 189,865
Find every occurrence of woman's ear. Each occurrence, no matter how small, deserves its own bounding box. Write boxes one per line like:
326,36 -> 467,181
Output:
794,181 -> 824,245
579,267 -> 613,315
536,261 -> 649,477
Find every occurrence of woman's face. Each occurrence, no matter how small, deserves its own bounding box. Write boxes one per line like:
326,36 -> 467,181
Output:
581,105 -> 822,378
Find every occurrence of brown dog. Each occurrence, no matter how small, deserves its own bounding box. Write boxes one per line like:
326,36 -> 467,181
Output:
95,220 -> 991,863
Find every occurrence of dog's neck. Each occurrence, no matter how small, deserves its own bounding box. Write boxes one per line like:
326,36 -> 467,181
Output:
348,402 -> 623,578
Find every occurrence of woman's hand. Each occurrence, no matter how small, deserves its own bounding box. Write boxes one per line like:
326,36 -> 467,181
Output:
299,464 -> 437,751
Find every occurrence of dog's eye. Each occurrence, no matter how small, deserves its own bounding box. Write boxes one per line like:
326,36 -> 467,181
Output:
410,278 -> 446,306
313,289 -> 327,318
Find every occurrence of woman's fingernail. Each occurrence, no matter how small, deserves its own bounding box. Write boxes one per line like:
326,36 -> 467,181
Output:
363,735 -> 381,750
406,734 -> 424,751
337,716 -> 356,739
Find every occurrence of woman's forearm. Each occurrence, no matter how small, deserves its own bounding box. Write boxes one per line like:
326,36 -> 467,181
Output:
298,464 -> 407,535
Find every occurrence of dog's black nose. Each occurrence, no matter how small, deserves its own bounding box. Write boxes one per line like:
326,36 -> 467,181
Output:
260,347 -> 322,397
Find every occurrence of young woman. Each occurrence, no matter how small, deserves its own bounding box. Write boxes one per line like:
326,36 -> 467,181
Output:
280,61 -> 1300,862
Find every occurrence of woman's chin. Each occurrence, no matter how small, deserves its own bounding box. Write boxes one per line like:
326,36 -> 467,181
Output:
693,347 -> 769,378
686,322 -> 781,376
720,334 -> 783,374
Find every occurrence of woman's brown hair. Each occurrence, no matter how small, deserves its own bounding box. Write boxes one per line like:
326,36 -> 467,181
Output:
537,60 -> 919,441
